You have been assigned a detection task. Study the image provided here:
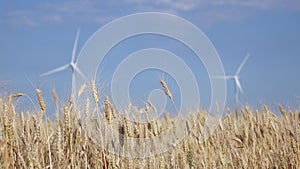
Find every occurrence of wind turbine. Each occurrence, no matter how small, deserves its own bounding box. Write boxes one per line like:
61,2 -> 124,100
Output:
213,54 -> 250,107
40,28 -> 86,99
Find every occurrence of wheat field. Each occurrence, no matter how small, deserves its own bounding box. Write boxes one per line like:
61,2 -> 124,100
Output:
0,87 -> 299,169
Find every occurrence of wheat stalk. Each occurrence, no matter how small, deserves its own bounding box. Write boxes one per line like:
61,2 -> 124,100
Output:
160,80 -> 180,114
104,96 -> 111,124
52,89 -> 58,108
187,142 -> 194,168
77,83 -> 87,99
36,88 -> 46,112
278,104 -> 286,118
63,105 -> 71,136
3,104 -> 15,146
0,140 -> 6,153
147,100 -> 157,113
123,116 -> 132,138
90,80 -> 99,104
8,93 -> 24,102
133,123 -> 140,138
160,80 -> 172,100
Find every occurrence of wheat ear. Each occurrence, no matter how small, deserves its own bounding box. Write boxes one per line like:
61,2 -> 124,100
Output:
160,80 -> 172,100
104,96 -> 112,124
36,88 -> 46,112
160,80 -> 179,114
147,100 -> 157,113
52,88 -> 58,108
8,93 -> 24,102
77,83 -> 87,99
90,80 -> 99,104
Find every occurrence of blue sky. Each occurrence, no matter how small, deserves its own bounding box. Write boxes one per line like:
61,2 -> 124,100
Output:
0,0 -> 300,113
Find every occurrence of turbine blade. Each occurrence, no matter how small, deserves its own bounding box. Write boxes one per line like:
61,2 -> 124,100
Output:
40,64 -> 70,77
234,82 -> 239,106
71,72 -> 76,101
73,65 -> 86,80
212,76 -> 227,79
212,76 -> 234,79
236,53 -> 250,75
235,78 -> 243,94
71,28 -> 80,63
234,81 -> 237,93
235,90 -> 239,106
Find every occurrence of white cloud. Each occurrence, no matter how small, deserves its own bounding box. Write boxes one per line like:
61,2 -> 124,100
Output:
1,0 -> 299,27
125,0 -> 300,12
1,1 -> 117,27
155,0 -> 197,11
124,0 -> 147,3
5,10 -> 37,27
211,0 -> 274,9
40,1 -> 120,24
120,0 -> 300,27
11,15 -> 37,27
42,14 -> 63,24
205,0 -> 300,11
40,1 -> 93,13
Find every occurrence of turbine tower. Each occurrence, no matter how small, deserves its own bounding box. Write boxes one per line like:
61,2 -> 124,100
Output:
213,54 -> 250,107
40,28 -> 85,99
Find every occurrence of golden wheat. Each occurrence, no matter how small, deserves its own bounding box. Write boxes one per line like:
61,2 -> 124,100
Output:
0,88 -> 299,168
90,80 -> 99,104
160,80 -> 172,100
77,83 -> 87,99
147,100 -> 157,113
36,88 -> 46,112
8,93 -> 24,102
104,96 -> 111,124
51,89 -> 58,108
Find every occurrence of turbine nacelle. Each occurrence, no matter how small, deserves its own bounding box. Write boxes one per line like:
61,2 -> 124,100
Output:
212,53 -> 250,106
40,28 -> 86,100
234,76 -> 243,94
40,28 -> 81,78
